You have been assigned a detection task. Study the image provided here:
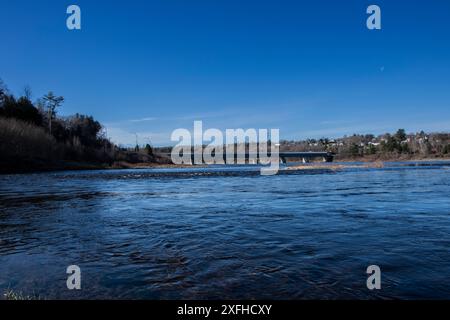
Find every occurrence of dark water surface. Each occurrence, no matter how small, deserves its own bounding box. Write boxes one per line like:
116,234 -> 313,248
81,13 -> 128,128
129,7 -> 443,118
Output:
1,162 -> 450,299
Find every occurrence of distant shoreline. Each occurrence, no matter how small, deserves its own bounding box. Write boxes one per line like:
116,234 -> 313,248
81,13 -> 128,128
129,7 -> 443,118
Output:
0,159 -> 189,175
2,157 -> 450,175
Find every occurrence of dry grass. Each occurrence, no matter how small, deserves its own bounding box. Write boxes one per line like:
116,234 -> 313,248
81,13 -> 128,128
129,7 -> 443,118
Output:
285,164 -> 346,171
3,289 -> 41,300
0,117 -> 112,172
0,117 -> 62,161
285,161 -> 385,171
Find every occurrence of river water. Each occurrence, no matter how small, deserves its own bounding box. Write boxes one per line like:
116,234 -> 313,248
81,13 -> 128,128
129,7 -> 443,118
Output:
0,162 -> 450,299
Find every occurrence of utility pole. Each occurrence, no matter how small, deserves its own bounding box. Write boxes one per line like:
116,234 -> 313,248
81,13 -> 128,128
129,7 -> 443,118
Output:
134,133 -> 139,152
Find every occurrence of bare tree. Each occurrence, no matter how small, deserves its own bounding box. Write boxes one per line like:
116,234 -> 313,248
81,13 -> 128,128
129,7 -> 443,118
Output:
0,78 -> 8,102
43,91 -> 64,133
23,85 -> 33,100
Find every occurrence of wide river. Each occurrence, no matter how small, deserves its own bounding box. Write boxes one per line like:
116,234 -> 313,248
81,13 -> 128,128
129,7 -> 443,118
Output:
1,162 -> 450,299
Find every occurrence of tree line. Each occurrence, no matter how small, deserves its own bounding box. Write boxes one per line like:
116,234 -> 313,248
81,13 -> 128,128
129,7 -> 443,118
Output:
0,79 -> 116,165
0,79 -> 171,172
280,129 -> 450,160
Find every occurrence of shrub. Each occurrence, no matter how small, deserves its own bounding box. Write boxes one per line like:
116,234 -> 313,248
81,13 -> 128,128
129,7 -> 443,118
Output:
0,116 -> 62,161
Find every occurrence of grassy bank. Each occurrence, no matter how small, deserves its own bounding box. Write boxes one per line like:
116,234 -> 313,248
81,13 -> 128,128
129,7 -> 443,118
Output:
0,117 -> 114,174
3,289 -> 41,300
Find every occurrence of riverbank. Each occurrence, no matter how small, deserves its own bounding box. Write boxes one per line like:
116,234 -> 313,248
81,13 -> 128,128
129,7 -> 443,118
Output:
2,157 -> 450,175
0,159 -> 199,174
0,159 -> 107,174
335,154 -> 450,162
287,158 -> 450,170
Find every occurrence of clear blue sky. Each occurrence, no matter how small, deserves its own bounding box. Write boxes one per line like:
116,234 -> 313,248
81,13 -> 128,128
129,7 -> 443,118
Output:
1,0 -> 449,145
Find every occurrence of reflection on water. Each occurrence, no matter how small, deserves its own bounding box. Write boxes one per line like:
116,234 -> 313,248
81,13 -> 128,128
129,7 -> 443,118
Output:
0,162 -> 450,299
